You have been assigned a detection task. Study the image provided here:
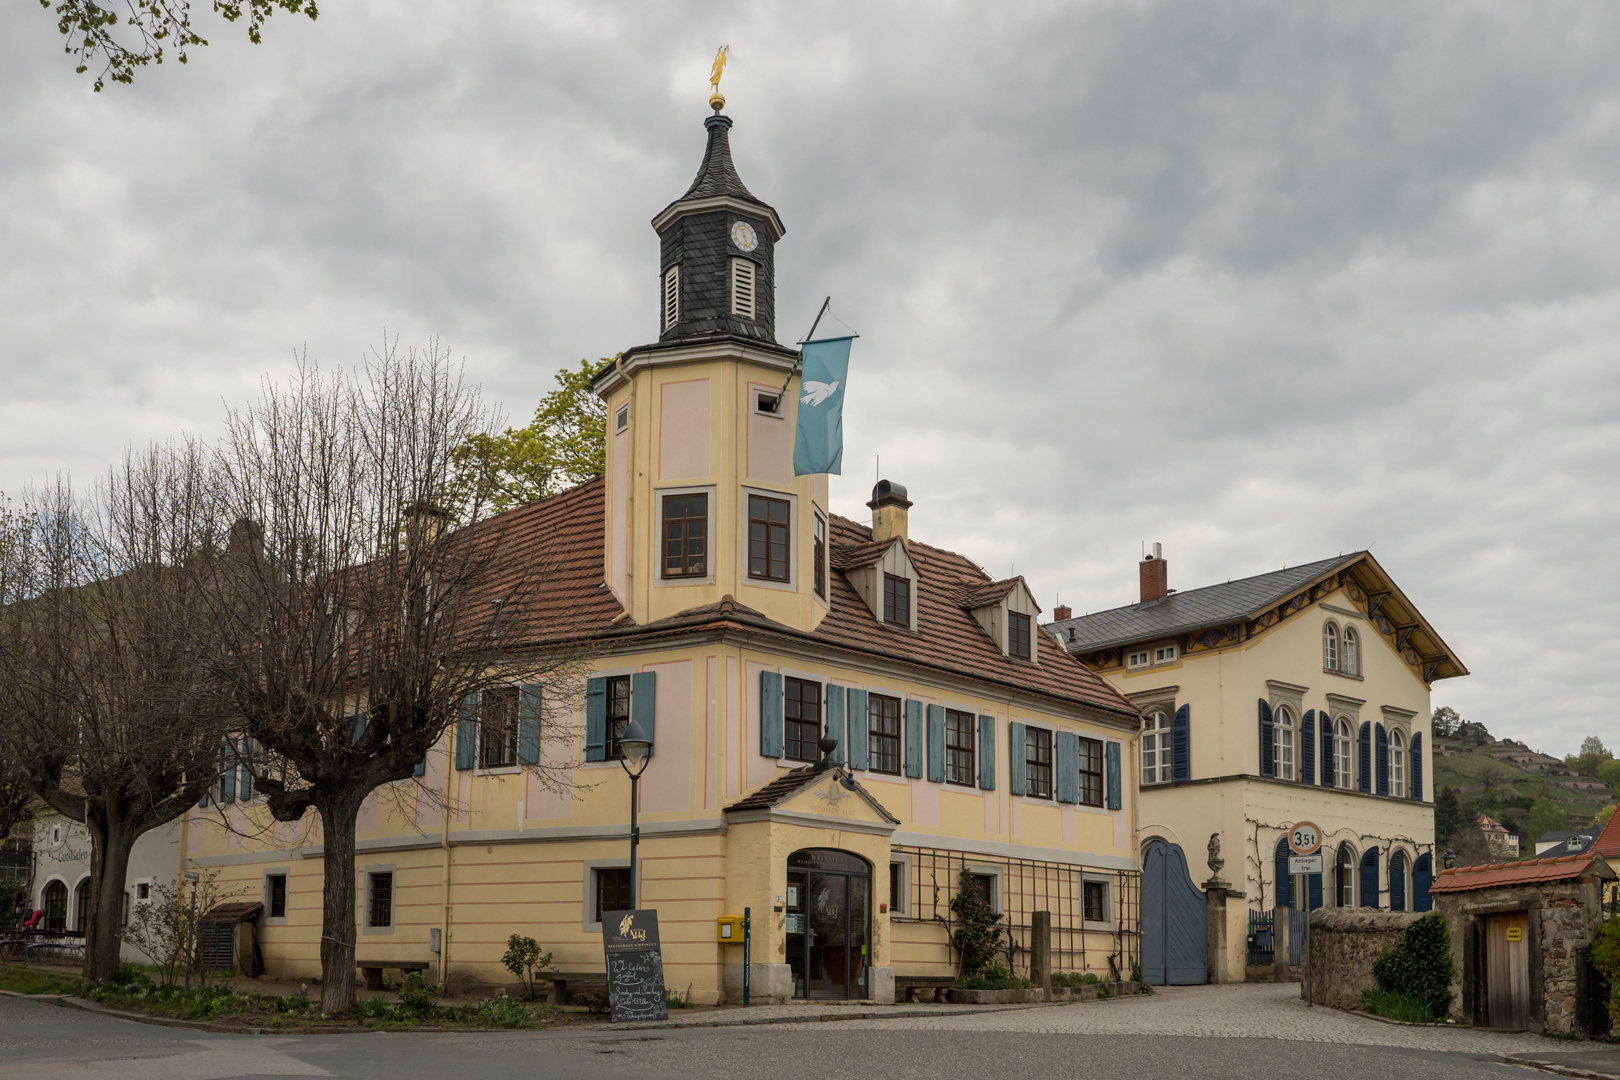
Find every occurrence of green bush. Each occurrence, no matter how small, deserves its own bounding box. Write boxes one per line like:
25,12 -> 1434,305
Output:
1372,912 -> 1454,1019
500,935 -> 553,1000
1361,988 -> 1433,1023
274,994 -> 320,1016
577,989 -> 610,1015
1051,972 -> 1100,987
954,963 -> 1035,991
396,972 -> 441,1017
949,867 -> 1004,980
457,995 -> 535,1028
1589,916 -> 1620,1032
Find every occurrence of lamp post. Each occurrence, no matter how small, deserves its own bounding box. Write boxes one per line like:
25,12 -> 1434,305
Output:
618,719 -> 654,909
1442,849 -> 1456,871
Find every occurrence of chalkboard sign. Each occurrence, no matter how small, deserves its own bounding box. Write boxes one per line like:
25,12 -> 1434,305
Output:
603,909 -> 667,1023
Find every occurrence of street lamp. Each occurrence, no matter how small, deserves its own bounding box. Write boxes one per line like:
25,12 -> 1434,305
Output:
1442,849 -> 1456,871
618,719 -> 654,909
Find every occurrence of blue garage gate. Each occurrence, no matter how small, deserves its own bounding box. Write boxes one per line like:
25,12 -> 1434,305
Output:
1141,840 -> 1208,985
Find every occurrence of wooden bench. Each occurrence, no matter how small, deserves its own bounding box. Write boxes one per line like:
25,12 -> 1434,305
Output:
894,975 -> 955,1003
545,971 -> 607,1006
357,960 -> 431,991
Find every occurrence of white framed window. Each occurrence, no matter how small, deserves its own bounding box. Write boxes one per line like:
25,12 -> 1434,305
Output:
1323,622 -> 1340,671
1154,644 -> 1177,664
1081,877 -> 1112,927
1126,650 -> 1151,669
1141,709 -> 1171,786
964,865 -> 1002,915
1342,626 -> 1359,675
1390,731 -> 1406,798
1334,717 -> 1352,789
582,858 -> 635,932
662,265 -> 680,331
362,866 -> 395,933
752,388 -> 782,416
730,258 -> 756,318
1335,843 -> 1356,907
615,404 -> 629,433
263,870 -> 289,923
1274,705 -> 1295,781
888,856 -> 911,917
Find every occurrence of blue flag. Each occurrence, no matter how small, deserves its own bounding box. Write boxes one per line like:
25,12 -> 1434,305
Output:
793,336 -> 853,476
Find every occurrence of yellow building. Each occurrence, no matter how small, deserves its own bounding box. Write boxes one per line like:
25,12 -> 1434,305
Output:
179,105 -> 1144,1004
1047,545 -> 1466,983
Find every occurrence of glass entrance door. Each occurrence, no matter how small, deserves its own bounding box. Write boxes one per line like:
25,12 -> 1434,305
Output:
786,849 -> 871,1000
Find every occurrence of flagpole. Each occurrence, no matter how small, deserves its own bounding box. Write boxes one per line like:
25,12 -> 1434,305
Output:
772,296 -> 832,410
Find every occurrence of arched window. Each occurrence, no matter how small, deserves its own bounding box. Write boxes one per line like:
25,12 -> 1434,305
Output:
1342,626 -> 1359,675
42,880 -> 67,932
1334,718 -> 1353,789
1359,847 -> 1381,909
1274,706 -> 1295,781
72,879 -> 90,934
1142,710 -> 1169,785
1389,732 -> 1406,798
1323,622 -> 1340,671
1335,843 -> 1356,907
1389,851 -> 1407,912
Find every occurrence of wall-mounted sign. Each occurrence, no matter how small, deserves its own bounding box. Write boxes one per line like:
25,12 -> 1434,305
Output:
1506,926 -> 1522,942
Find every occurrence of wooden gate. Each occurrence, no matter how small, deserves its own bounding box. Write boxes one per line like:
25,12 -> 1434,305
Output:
1141,841 -> 1207,985
1485,912 -> 1531,1029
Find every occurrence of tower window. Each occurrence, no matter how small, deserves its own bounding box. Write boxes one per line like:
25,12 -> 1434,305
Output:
661,492 -> 707,578
730,258 -> 756,319
615,404 -> 629,433
662,265 -> 680,331
813,513 -> 827,599
747,494 -> 790,582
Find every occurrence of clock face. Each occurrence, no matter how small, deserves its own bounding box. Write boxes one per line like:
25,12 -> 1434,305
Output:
730,220 -> 759,252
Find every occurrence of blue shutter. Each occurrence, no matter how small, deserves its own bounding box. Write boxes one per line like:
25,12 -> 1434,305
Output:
1300,709 -> 1316,786
903,699 -> 923,778
1055,731 -> 1079,804
759,671 -> 784,759
1390,852 -> 1406,912
1307,871 -> 1323,911
1106,741 -> 1122,811
977,714 -> 996,790
582,680 -> 606,764
846,689 -> 869,771
826,685 -> 846,765
240,742 -> 254,798
1358,722 -> 1372,793
926,705 -> 945,783
351,713 -> 367,746
1413,853 -> 1434,912
1170,704 -> 1190,783
517,684 -> 542,766
1321,712 -> 1334,787
220,742 -> 237,803
1375,723 -> 1389,795
1360,847 -> 1380,908
1410,733 -> 1423,801
631,671 -> 657,757
1258,700 -> 1274,778
457,695 -> 480,769
1274,837 -> 1291,908
1007,722 -> 1026,796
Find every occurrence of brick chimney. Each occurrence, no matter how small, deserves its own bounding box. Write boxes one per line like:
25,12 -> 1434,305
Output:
868,480 -> 912,544
1053,604 -> 1072,622
1140,542 -> 1168,603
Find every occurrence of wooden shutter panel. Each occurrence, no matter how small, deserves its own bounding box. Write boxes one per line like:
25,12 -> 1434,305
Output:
977,714 -> 996,791
351,713 -> 367,746
1300,709 -> 1316,785
759,671 -> 784,759
1360,847 -> 1380,909
517,684 -> 543,766
582,680 -> 606,764
926,704 -> 945,783
220,742 -> 237,803
1413,853 -> 1434,912
1375,723 -> 1389,795
1390,852 -> 1406,911
241,742 -> 254,797
632,671 -> 657,757
1055,731 -> 1079,804
1321,712 -> 1333,787
1007,722 -> 1026,796
1358,722 -> 1372,793
903,699 -> 923,778
1171,704 -> 1190,783
846,689 -> 868,771
1106,741 -> 1122,811
1307,870 -> 1323,911
1274,838 -> 1291,908
1258,700 -> 1274,778
826,685 -> 845,765
1410,733 -> 1423,801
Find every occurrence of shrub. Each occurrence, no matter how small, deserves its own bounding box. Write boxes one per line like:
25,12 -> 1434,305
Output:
352,996 -> 397,1020
949,867 -> 1004,980
1051,972 -> 1101,988
1371,912 -> 1454,1019
1362,988 -> 1432,1023
577,989 -> 610,1015
274,994 -> 321,1016
458,995 -> 535,1028
954,963 -> 1035,991
397,972 -> 441,1018
1590,915 -> 1620,1032
500,935 -> 554,1000
666,985 -> 692,1009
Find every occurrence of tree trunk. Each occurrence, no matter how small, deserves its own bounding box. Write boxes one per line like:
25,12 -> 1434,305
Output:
82,808 -> 136,983
317,793 -> 364,1012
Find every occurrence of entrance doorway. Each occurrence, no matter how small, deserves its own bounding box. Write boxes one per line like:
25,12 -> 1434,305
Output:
786,849 -> 871,1000
1485,912 -> 1530,1029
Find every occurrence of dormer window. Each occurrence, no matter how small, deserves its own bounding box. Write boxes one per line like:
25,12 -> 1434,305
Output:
1009,611 -> 1032,660
730,258 -> 756,319
883,574 -> 910,627
662,265 -> 680,331
1127,650 -> 1151,669
1155,644 -> 1177,664
1128,642 -> 1176,669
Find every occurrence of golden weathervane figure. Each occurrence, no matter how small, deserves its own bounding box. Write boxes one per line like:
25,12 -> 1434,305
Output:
709,45 -> 730,110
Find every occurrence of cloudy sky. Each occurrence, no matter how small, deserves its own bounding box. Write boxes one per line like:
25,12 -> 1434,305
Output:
2,2 -> 1616,756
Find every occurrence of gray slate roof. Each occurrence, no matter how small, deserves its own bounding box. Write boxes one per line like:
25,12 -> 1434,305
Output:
680,115 -> 772,209
1047,555 -> 1358,652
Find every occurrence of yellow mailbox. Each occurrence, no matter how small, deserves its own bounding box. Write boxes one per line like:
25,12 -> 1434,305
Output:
716,915 -> 745,943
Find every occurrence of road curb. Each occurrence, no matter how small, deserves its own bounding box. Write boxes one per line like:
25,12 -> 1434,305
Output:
1501,1056 -> 1620,1080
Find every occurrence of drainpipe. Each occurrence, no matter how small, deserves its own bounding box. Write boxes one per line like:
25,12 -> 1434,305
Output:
440,735 -> 454,987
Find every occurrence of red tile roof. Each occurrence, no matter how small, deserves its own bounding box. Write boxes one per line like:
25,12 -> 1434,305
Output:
1428,852 -> 1613,894
830,539 -> 894,571
1591,809 -> 1620,859
957,578 -> 1024,609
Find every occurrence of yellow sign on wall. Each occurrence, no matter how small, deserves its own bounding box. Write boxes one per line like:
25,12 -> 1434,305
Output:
1506,926 -> 1523,942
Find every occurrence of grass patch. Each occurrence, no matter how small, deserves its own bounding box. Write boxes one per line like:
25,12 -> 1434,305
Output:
0,966 -> 78,996
1051,972 -> 1100,988
1361,988 -> 1433,1023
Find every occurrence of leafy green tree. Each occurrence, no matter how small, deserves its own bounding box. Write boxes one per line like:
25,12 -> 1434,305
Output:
1599,762 -> 1620,796
40,0 -> 318,92
1434,786 -> 1464,847
1528,797 -> 1570,843
1431,706 -> 1460,738
1583,737 -> 1610,759
450,360 -> 609,514
500,934 -> 553,1000
1593,803 -> 1616,830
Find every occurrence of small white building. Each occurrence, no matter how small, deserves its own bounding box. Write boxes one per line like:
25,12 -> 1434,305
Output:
30,812 -> 180,962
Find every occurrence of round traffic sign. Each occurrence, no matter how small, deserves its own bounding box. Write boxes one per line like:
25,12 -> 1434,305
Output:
1289,822 -> 1322,856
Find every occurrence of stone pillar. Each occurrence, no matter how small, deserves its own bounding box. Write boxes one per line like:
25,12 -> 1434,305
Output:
1204,877 -> 1229,984
1273,905 -> 1290,983
1031,911 -> 1052,993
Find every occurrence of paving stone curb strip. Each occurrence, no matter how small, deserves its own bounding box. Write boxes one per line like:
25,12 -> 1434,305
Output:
1502,1057 -> 1620,1080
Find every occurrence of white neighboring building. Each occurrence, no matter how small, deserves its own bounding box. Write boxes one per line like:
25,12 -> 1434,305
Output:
31,813 -> 180,962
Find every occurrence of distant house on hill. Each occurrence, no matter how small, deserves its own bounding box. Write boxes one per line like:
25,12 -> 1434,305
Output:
1478,815 -> 1520,858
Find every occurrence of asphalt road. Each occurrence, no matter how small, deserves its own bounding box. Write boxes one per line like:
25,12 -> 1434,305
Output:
0,993 -> 1596,1080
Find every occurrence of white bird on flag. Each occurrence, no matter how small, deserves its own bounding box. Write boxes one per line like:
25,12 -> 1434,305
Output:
800,380 -> 840,407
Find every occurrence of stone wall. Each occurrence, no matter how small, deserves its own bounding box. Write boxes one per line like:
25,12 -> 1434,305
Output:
1306,908 -> 1420,1011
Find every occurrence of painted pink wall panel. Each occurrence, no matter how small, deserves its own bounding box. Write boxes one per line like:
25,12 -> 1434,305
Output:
610,427 -> 629,604
527,725 -> 575,820
228,805 -> 246,849
726,656 -> 740,798
356,791 -> 378,833
705,656 -> 719,810
658,379 -> 710,480
911,776 -> 938,827
1113,807 -> 1129,850
746,383 -> 792,484
640,660 -> 693,813
415,748 -> 445,829
745,660 -> 776,789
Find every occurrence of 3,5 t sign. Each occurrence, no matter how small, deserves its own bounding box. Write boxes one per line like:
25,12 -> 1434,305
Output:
1289,822 -> 1322,856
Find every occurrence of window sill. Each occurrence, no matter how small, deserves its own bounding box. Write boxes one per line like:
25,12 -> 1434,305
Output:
476,766 -> 523,777
1324,667 -> 1364,681
859,771 -> 909,786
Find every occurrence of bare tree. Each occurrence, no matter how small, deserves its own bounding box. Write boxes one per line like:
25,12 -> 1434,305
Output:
198,340 -> 590,1011
0,444 -> 231,980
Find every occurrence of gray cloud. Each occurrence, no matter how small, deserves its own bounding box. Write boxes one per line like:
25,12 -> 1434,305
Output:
0,1 -> 1616,755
